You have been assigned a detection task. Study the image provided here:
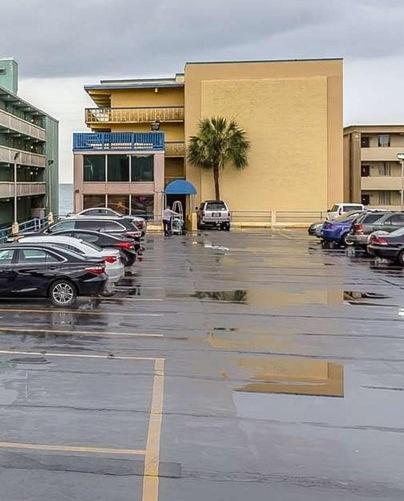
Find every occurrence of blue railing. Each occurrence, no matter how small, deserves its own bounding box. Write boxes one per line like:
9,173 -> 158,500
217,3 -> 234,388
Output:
73,132 -> 165,151
0,217 -> 48,243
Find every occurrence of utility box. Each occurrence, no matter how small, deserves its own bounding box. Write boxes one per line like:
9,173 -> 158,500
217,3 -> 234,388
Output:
0,58 -> 18,94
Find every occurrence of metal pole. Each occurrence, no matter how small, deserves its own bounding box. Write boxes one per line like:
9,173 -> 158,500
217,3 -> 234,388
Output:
13,152 -> 20,233
401,160 -> 404,211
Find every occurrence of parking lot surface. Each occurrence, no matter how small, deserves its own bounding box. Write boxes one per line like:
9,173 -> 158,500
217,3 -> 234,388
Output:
0,229 -> 404,500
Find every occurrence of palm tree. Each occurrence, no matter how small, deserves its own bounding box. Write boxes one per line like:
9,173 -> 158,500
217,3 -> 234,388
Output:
187,117 -> 249,200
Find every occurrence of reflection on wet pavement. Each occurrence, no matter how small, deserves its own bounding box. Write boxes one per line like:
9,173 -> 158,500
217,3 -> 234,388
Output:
236,356 -> 344,397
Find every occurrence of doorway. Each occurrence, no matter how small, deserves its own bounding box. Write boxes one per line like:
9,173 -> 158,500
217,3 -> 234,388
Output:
166,194 -> 187,218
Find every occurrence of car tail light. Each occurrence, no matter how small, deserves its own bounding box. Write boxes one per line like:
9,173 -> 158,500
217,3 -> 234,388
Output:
85,265 -> 105,275
371,236 -> 388,245
114,241 -> 134,250
104,256 -> 117,264
354,223 -> 364,235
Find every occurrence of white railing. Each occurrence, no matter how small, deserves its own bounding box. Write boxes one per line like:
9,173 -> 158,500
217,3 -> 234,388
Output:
0,145 -> 46,168
0,109 -> 45,141
0,182 -> 46,198
229,210 -> 328,226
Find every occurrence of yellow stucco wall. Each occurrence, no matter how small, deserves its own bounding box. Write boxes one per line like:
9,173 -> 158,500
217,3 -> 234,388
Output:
110,87 -> 184,107
185,60 -> 343,211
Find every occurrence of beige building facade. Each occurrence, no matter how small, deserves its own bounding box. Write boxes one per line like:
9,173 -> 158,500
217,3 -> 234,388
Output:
344,125 -> 404,208
73,58 -> 344,221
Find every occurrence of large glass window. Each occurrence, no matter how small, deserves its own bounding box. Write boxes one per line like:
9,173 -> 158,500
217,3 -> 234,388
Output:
83,155 -> 105,182
83,194 -> 106,209
107,195 -> 130,215
131,156 -> 154,182
378,134 -> 390,147
131,195 -> 154,218
107,155 -> 129,182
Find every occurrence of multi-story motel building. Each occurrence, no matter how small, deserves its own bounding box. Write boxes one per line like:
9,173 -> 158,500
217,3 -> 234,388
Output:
73,58 -> 343,222
0,58 -> 58,227
344,125 -> 404,208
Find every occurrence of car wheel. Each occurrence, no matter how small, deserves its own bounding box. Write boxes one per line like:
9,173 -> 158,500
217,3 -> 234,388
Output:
397,250 -> 404,266
342,233 -> 351,247
125,254 -> 136,267
49,279 -> 77,307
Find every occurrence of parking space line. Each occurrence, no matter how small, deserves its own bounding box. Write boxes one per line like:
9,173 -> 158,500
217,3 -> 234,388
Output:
0,307 -> 163,317
0,441 -> 145,456
142,358 -> 165,501
0,349 -> 157,361
0,327 -> 163,339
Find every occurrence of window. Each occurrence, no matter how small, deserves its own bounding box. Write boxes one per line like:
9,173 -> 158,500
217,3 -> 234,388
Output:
131,195 -> 154,218
18,249 -> 61,264
363,213 -> 386,223
389,214 -> 404,225
379,191 -> 392,205
131,156 -> 154,182
83,155 -> 106,182
50,220 -> 75,233
361,165 -> 370,177
107,194 -> 129,215
75,220 -> 102,231
206,202 -> 227,211
378,163 -> 391,176
0,249 -> 14,264
378,134 -> 390,147
343,205 -> 363,212
83,194 -> 106,209
101,221 -> 125,232
361,136 -> 370,148
74,232 -> 99,244
107,155 -> 129,182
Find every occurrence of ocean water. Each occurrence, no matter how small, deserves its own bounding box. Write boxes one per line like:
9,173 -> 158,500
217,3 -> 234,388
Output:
59,184 -> 73,216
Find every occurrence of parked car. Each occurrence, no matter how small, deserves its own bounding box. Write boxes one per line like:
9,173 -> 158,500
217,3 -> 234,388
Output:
17,235 -> 124,288
368,227 -> 404,264
42,217 -> 142,242
0,243 -> 107,306
322,211 -> 363,246
326,203 -> 364,220
308,221 -> 323,236
345,210 -> 391,249
45,229 -> 138,266
197,200 -> 231,230
67,208 -> 146,236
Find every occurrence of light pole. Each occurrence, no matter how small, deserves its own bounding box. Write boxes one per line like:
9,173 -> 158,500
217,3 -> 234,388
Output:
47,159 -> 54,224
12,152 -> 20,235
396,153 -> 404,211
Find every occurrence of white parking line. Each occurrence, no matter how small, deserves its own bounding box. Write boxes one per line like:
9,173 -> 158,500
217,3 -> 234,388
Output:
0,349 -> 159,361
0,327 -> 163,338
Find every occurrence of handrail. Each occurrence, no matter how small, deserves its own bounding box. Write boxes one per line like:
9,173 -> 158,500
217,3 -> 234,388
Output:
85,106 -> 184,124
73,132 -> 165,151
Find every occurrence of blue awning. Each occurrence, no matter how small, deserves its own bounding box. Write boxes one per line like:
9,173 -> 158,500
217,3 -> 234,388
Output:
165,179 -> 197,195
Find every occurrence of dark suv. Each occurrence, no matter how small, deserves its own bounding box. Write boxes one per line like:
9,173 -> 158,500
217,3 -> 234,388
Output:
43,217 -> 142,240
347,211 -> 404,248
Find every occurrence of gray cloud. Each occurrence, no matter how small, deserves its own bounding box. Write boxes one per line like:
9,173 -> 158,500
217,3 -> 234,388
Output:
3,0 -> 404,79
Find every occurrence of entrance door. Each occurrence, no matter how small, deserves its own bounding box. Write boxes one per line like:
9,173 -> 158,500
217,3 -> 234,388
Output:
166,194 -> 187,218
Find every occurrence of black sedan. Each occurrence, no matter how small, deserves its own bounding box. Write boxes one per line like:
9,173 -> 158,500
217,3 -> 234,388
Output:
0,243 -> 107,307
48,229 -> 139,266
368,227 -> 404,265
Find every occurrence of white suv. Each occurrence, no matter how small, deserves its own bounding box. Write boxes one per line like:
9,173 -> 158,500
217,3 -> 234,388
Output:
327,203 -> 364,220
197,200 -> 231,230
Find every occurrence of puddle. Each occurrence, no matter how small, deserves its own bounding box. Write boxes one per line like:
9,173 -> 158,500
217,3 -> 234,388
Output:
193,290 -> 247,303
9,357 -> 49,365
235,356 -> 344,398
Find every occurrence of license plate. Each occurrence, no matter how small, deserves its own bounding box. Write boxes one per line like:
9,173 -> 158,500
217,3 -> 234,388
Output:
212,212 -> 221,217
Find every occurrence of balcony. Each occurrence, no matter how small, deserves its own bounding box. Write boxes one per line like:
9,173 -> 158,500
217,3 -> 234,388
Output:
361,147 -> 404,162
361,176 -> 403,191
0,109 -> 46,141
73,132 -> 164,152
0,182 -> 46,199
85,106 -> 184,126
0,145 -> 46,168
165,141 -> 185,157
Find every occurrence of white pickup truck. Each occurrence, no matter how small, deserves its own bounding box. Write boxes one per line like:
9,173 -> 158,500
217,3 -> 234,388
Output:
327,203 -> 364,220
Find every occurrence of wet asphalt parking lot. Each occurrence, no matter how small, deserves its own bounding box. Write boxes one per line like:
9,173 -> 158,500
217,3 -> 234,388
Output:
0,229 -> 404,500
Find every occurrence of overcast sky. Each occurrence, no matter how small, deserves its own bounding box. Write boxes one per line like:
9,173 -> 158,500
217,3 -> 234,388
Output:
2,0 -> 404,183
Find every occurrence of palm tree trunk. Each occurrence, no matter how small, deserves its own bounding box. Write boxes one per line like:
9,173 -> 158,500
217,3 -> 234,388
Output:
213,165 -> 220,200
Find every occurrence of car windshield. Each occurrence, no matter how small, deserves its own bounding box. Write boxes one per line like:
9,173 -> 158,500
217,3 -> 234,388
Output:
206,202 -> 226,211
343,205 -> 363,212
389,227 -> 404,237
333,211 -> 360,222
330,205 -> 339,212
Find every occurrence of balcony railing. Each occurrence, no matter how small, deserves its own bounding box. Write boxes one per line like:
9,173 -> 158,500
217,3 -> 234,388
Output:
85,106 -> 184,125
0,182 -> 46,199
165,141 -> 185,157
0,109 -> 46,141
73,132 -> 164,151
0,145 -> 47,168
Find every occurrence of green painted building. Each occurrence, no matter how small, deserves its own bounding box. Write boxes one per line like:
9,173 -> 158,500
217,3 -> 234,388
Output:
0,58 -> 58,227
